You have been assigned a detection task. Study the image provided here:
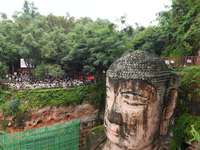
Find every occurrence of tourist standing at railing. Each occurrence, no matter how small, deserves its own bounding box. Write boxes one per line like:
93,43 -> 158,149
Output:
3,75 -> 92,90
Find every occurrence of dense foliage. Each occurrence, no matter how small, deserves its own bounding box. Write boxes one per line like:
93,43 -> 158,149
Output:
157,0 -> 200,56
171,66 -> 200,149
180,66 -> 200,90
8,99 -> 20,119
0,61 -> 8,81
171,113 -> 200,149
0,0 -> 199,78
180,66 -> 200,101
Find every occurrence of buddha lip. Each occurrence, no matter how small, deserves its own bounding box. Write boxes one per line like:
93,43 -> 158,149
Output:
107,127 -> 119,136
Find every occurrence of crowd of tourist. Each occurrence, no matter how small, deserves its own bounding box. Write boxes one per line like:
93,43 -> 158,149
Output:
2,73 -> 92,90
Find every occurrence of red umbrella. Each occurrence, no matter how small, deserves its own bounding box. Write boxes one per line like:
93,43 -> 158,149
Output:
88,76 -> 94,80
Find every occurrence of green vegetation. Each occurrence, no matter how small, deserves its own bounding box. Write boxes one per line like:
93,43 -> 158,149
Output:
8,99 -> 20,119
32,63 -> 64,80
180,66 -> 200,101
171,113 -> 200,149
0,0 -> 199,78
157,0 -> 200,56
171,66 -> 200,149
87,124 -> 104,135
0,79 -> 106,119
83,124 -> 105,149
180,66 -> 200,89
0,62 -> 8,81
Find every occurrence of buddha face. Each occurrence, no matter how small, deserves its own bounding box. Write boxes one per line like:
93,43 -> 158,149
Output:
104,77 -> 163,149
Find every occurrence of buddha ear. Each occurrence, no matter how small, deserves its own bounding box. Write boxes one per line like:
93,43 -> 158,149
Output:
160,89 -> 178,136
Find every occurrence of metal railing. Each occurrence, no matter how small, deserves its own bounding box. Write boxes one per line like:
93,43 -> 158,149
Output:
160,56 -> 200,68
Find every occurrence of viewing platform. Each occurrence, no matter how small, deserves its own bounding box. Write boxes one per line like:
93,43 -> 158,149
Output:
160,56 -> 200,68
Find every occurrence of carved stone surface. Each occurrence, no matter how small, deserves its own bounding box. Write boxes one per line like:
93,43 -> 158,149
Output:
83,51 -> 179,150
82,125 -> 106,150
1,103 -> 97,133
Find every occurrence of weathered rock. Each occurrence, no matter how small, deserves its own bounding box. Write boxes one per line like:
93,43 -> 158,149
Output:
82,125 -> 106,150
3,103 -> 97,133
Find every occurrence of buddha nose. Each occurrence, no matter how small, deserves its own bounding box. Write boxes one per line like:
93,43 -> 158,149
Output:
107,109 -> 123,125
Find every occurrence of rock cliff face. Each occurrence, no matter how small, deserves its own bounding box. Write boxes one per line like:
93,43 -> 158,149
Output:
0,103 -> 97,133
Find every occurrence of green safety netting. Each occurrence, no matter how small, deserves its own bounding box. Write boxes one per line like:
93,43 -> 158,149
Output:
0,120 -> 80,150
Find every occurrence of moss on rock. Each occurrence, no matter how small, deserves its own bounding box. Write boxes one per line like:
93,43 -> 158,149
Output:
82,125 -> 106,150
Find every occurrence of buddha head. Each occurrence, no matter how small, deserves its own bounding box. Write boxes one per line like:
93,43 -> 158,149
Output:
104,51 -> 179,150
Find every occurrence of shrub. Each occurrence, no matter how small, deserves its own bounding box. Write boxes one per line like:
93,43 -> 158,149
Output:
171,113 -> 200,149
8,99 -> 20,119
180,66 -> 200,90
171,66 -> 200,149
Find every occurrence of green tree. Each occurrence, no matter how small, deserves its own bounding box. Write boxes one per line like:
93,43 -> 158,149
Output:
45,64 -> 64,79
132,26 -> 165,56
62,18 -> 133,82
41,27 -> 69,65
61,23 -> 88,77
22,0 -> 39,19
31,63 -> 64,80
0,61 -> 8,81
157,0 -> 200,56
20,22 -> 44,74
0,20 -> 21,74
0,12 -> 7,21
45,13 -> 76,33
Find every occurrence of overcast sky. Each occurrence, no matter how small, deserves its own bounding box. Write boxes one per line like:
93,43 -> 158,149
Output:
0,0 -> 172,27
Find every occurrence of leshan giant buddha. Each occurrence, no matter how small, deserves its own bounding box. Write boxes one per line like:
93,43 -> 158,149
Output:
83,51 -> 179,150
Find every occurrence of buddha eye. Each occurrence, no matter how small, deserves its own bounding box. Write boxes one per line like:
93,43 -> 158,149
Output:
124,95 -> 129,99
122,94 -> 132,100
